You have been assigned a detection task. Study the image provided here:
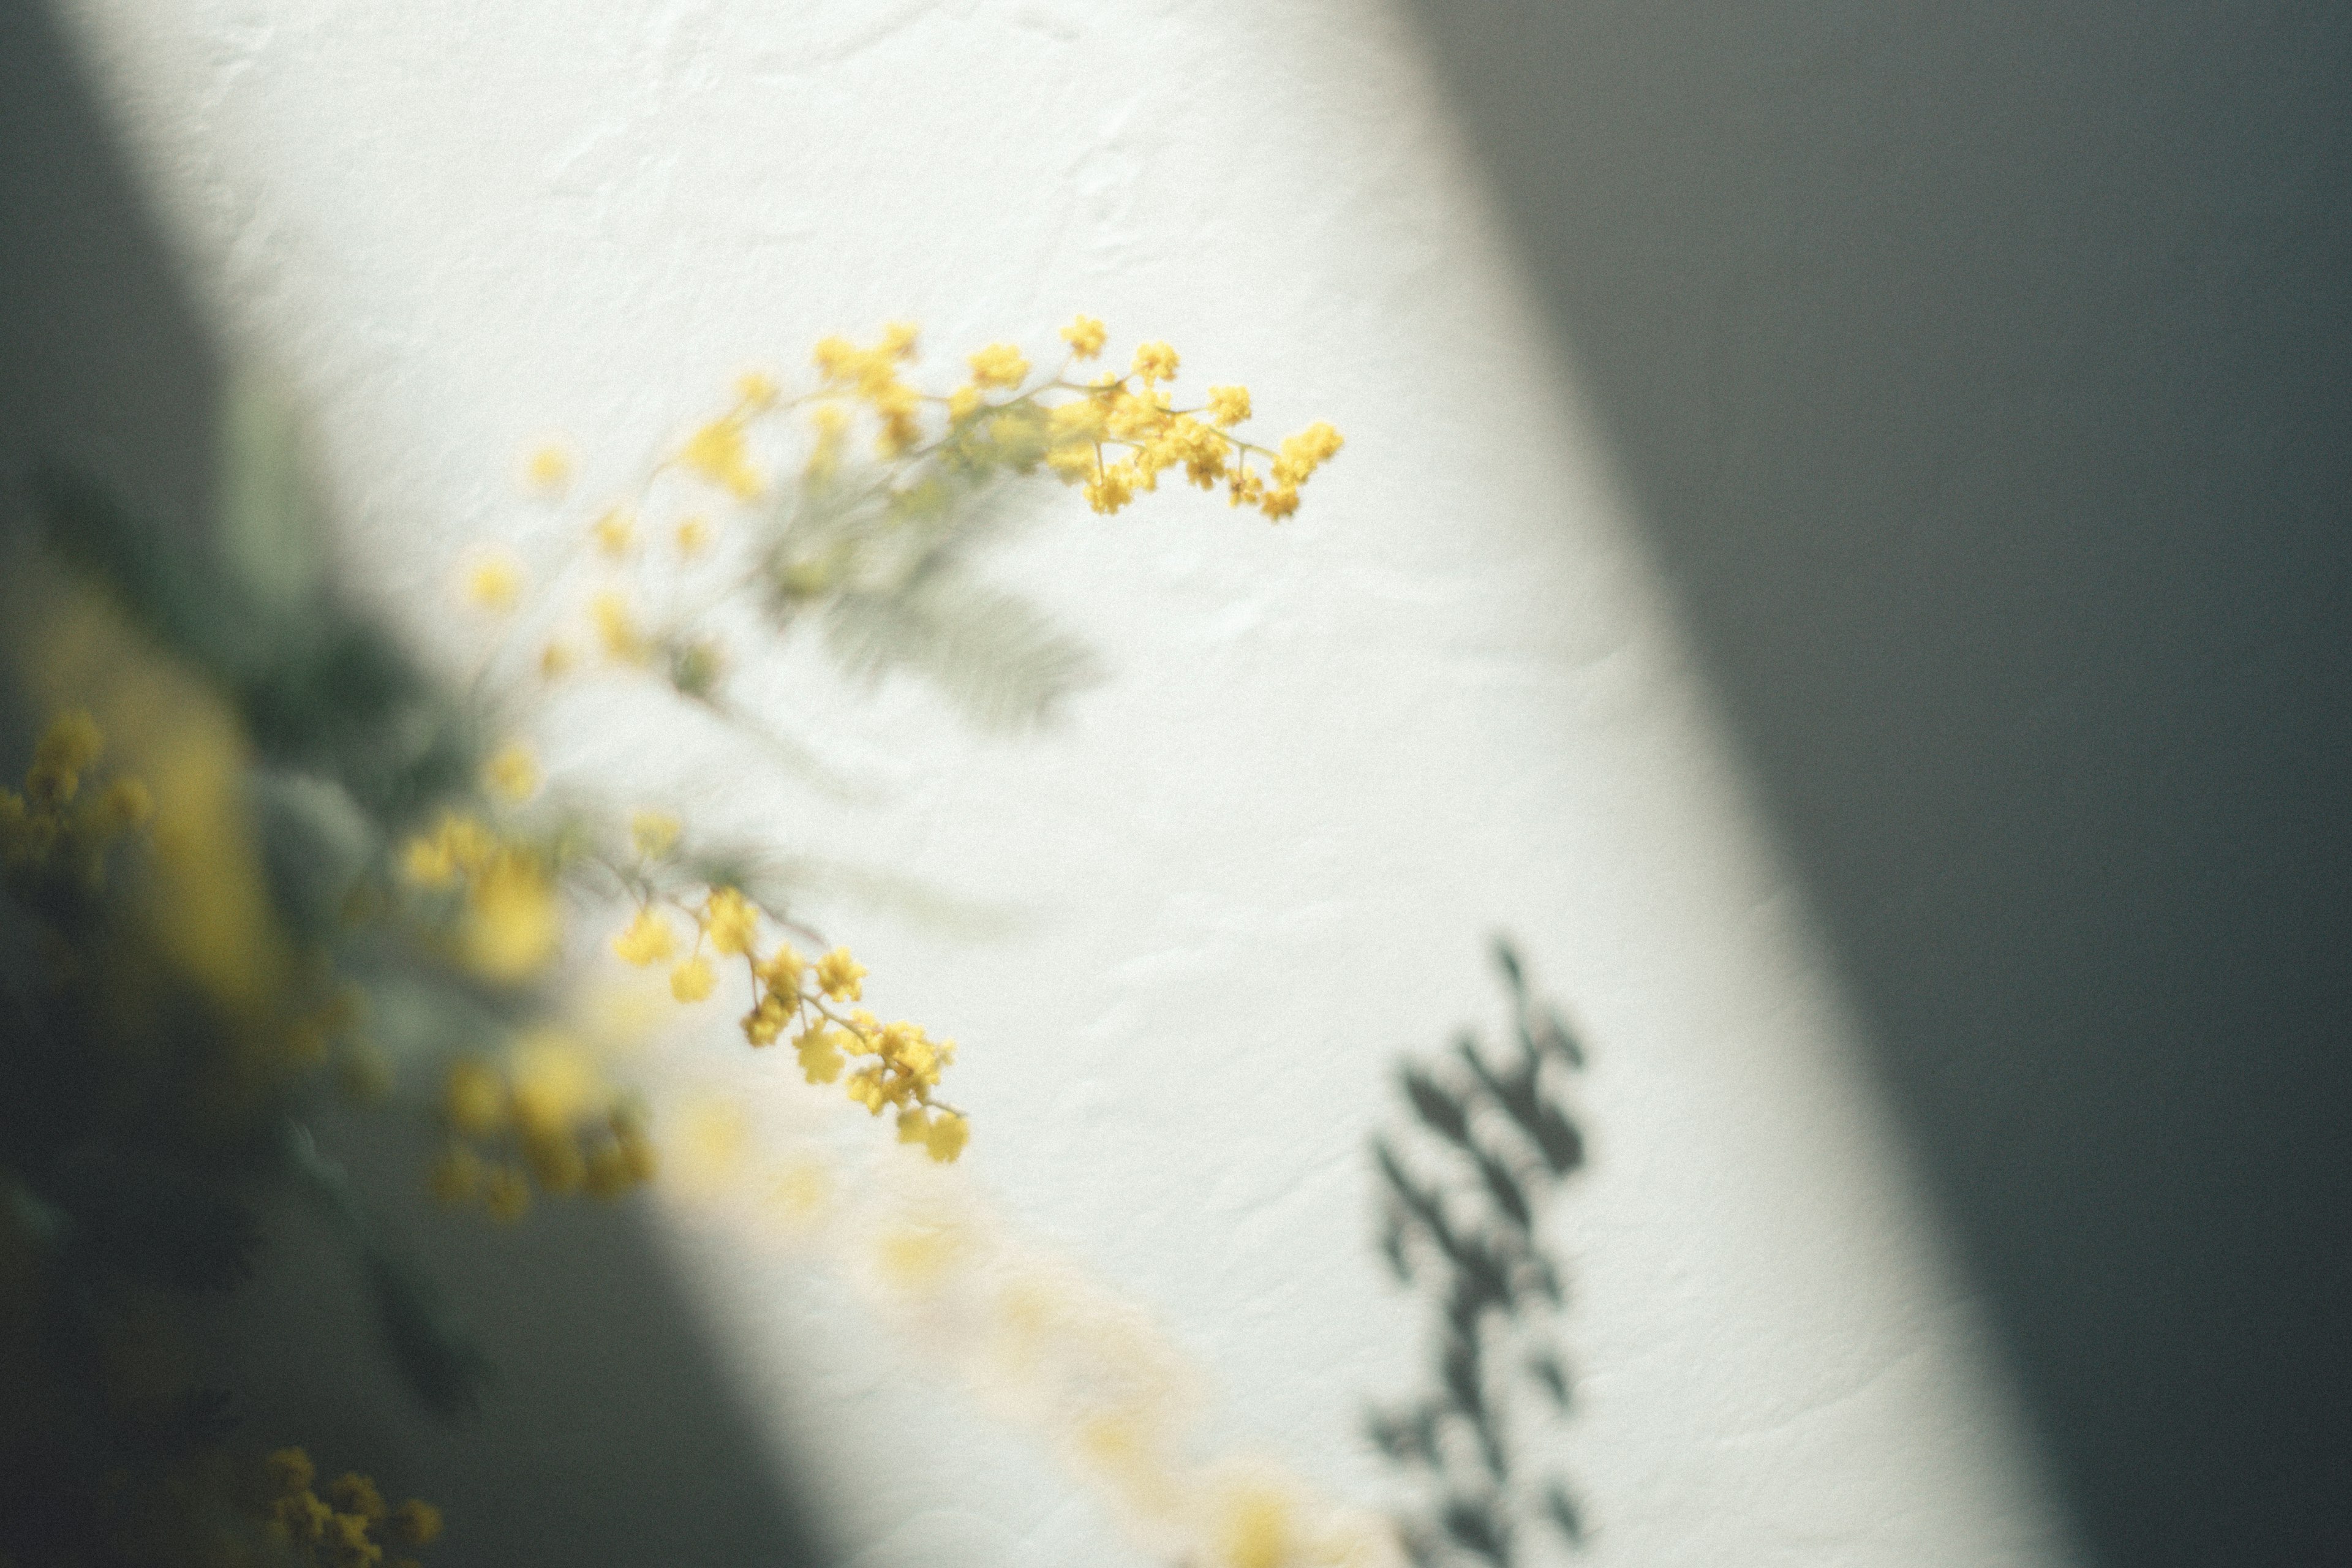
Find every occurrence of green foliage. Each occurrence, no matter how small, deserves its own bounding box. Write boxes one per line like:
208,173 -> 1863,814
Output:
764,459 -> 1101,733
1368,939 -> 1588,1567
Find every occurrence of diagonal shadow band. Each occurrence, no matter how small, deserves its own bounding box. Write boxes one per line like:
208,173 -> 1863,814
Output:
1396,4 -> 2352,1566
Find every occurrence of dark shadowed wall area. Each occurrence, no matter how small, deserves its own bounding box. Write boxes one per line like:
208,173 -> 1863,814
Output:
2,7 -> 827,1562
1399,3 -> 2351,1564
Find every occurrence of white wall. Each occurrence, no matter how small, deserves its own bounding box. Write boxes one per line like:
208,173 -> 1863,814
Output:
55,3 -> 2072,1565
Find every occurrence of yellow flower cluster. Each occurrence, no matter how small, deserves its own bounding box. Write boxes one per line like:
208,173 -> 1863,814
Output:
608,871 -> 969,1163
477,317 -> 1338,704
1031,319 -> 1344,522
258,1447 -> 440,1568
812,320 -> 927,455
0,710 -> 153,881
428,1032 -> 657,1222
395,810 -> 561,982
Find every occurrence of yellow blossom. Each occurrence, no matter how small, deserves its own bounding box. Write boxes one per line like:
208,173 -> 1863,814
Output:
880,320 -> 921,360
461,848 -> 561,980
1047,399 -> 1108,445
483,743 -> 539,802
796,1025 -> 846,1084
508,1031 -> 597,1134
1061,314 -> 1108,359
757,940 -> 804,996
590,590 -> 647,663
388,1500 -> 443,1548
969,342 -> 1030,390
742,994 -> 793,1046
843,1065 -> 889,1114
330,1473 -> 388,1525
592,507 -> 635,557
1206,385 -> 1251,427
463,552 -> 524,615
679,415 -> 763,500
524,442 -> 573,496
264,1449 -> 316,1498
924,1109 -> 970,1163
703,885 -> 759,956
26,710 -> 102,806
1132,340 -> 1179,385
1259,485 -> 1301,522
276,1490 -> 334,1545
1084,463 -> 1136,516
611,906 -> 677,966
621,810 -> 677,859
1217,1481 -> 1297,1568
947,385 -> 984,424
399,832 -> 457,888
539,639 -> 576,679
669,954 -> 716,1002
815,946 -> 865,1001
674,516 -> 710,557
1282,420 -> 1345,469
736,369 -> 780,409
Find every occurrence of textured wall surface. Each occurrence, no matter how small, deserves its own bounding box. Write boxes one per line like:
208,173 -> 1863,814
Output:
50,4 -> 2071,1565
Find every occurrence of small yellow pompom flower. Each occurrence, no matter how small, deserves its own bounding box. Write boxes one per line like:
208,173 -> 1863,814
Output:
736,369 -> 781,409
508,1032 -> 597,1134
968,342 -> 1030,390
670,955 -> 716,1003
703,886 -> 760,956
757,940 -> 804,996
330,1473 -> 388,1525
679,416 -> 763,500
924,1109 -> 970,1163
675,516 -> 711,557
483,744 -> 539,803
590,590 -> 647,663
592,508 -> 635,557
1206,385 -> 1251,427
462,850 -> 561,979
1061,314 -> 1108,359
611,907 -> 677,967
742,995 -> 792,1046
524,442 -> 573,496
464,554 -> 524,614
1218,1482 -> 1297,1568
815,946 -> 866,1001
880,320 -> 921,360
265,1448 -> 316,1498
1084,462 -> 1136,516
1132,341 -> 1179,385
388,1499 -> 444,1548
947,385 -> 984,424
795,1027 -> 846,1084
629,810 -> 682,859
